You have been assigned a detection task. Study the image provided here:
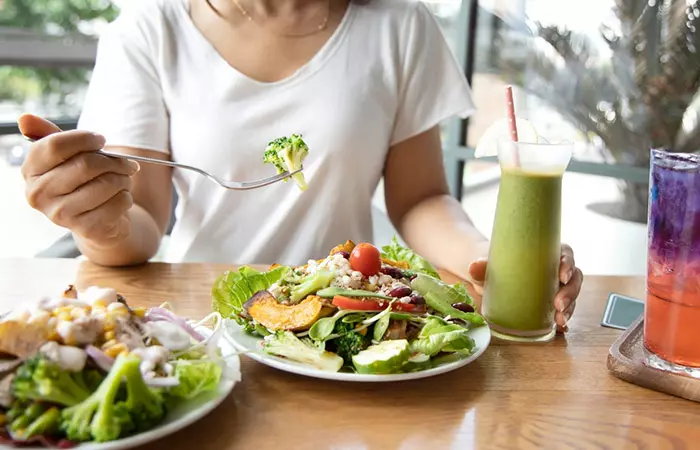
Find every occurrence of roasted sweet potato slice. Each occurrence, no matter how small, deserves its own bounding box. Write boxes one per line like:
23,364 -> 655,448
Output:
381,258 -> 410,269
329,240 -> 356,256
0,321 -> 49,358
244,292 -> 333,331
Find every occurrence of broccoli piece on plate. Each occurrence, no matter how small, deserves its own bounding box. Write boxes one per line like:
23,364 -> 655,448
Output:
12,356 -> 92,407
263,134 -> 309,191
289,270 -> 335,303
327,321 -> 370,365
60,353 -> 165,443
262,331 -> 343,372
7,402 -> 61,440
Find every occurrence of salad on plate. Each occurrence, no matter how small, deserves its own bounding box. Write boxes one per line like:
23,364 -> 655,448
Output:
0,285 -> 238,447
212,238 -> 486,375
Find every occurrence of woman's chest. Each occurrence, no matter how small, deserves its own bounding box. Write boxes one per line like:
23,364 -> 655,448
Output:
162,55 -> 399,184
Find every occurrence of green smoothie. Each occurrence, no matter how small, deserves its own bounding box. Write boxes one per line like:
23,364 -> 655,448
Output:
482,168 -> 562,341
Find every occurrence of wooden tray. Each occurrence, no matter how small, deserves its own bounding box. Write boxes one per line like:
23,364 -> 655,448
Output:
608,315 -> 700,402
607,315 -> 700,402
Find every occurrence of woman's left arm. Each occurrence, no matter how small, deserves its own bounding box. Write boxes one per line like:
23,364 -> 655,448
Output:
383,125 -> 583,332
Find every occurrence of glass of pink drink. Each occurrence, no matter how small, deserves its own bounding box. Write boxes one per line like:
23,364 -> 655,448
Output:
644,149 -> 700,377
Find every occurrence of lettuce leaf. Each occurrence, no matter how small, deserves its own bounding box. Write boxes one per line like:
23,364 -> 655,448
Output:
211,265 -> 290,317
409,318 -> 475,356
380,237 -> 440,279
411,274 -> 485,326
451,282 -> 474,307
169,360 -> 223,400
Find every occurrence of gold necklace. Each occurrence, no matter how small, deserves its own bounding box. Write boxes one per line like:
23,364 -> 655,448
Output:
231,0 -> 330,37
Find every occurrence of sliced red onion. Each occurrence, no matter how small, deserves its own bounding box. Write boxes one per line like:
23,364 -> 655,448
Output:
3,431 -> 76,448
145,308 -> 205,342
144,376 -> 180,388
85,345 -> 114,372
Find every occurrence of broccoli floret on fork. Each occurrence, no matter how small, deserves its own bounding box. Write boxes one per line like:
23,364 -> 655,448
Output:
263,134 -> 309,191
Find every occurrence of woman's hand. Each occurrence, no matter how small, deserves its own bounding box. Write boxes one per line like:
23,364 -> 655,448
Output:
19,114 -> 140,246
465,243 -> 584,333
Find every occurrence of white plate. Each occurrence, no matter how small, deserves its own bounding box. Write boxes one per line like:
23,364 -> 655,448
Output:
225,321 -> 491,382
22,327 -> 241,450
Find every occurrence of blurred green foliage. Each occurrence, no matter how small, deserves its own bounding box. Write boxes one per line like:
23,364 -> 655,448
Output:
0,0 -> 119,105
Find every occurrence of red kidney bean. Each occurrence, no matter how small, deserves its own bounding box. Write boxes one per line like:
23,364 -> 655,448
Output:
333,251 -> 350,259
380,267 -> 404,279
388,286 -> 413,298
452,302 -> 475,313
410,294 -> 426,305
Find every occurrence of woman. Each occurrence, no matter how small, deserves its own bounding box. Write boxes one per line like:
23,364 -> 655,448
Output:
18,0 -> 582,331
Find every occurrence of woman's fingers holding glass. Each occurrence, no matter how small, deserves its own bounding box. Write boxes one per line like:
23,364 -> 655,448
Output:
467,257 -> 488,283
553,267 -> 583,333
555,300 -> 576,333
559,243 -> 576,285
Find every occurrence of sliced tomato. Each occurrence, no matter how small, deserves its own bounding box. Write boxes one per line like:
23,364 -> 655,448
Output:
392,302 -> 426,313
332,295 -> 382,311
331,296 -> 425,313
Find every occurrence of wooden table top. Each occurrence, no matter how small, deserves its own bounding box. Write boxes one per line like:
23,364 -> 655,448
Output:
1,258 -> 699,449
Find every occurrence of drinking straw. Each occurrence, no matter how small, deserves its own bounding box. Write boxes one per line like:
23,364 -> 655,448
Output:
505,85 -> 521,167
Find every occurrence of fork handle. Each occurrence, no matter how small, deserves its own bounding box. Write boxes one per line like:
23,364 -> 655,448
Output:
98,150 -> 213,178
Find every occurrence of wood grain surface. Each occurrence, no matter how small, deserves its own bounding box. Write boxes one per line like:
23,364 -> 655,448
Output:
1,259 -> 700,450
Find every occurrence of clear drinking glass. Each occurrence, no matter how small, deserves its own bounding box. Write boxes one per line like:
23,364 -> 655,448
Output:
644,149 -> 700,377
482,140 -> 573,342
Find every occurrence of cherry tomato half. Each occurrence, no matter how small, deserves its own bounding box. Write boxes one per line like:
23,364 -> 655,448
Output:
349,243 -> 382,277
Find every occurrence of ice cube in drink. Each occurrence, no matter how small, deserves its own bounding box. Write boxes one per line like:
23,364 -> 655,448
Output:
644,149 -> 700,376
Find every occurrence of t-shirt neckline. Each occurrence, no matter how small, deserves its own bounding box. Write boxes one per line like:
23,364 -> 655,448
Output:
175,0 -> 356,88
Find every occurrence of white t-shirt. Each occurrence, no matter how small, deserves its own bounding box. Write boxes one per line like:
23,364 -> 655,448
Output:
78,0 -> 476,266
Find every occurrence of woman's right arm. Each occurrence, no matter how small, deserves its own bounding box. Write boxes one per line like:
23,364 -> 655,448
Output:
75,144 -> 173,266
19,114 -> 173,267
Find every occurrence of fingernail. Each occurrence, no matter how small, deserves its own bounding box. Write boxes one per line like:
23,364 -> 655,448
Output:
563,311 -> 572,325
128,161 -> 141,173
563,269 -> 573,285
93,133 -> 106,146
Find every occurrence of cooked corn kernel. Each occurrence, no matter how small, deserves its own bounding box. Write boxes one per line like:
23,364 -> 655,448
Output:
92,299 -> 107,308
102,339 -> 118,350
107,303 -> 129,317
70,308 -> 87,319
103,318 -> 116,331
104,343 -> 128,359
57,312 -> 72,322
48,330 -> 60,342
104,330 -> 115,341
132,307 -> 146,318
52,306 -> 71,317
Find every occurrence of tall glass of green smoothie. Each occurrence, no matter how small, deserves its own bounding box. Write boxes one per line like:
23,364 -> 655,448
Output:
482,139 -> 573,342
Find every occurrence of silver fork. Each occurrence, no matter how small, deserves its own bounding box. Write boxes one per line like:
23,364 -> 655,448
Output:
24,135 -> 302,191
